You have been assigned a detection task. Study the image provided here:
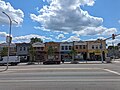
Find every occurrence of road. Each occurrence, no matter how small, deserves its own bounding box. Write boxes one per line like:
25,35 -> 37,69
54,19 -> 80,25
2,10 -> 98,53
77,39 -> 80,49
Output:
0,62 -> 120,90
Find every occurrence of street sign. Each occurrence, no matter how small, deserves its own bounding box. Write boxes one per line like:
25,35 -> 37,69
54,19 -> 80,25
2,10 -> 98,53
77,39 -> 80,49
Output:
6,36 -> 12,43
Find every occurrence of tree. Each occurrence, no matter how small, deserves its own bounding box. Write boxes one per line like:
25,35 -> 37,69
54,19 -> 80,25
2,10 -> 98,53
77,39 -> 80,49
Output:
47,46 -> 54,60
29,45 -> 35,62
30,37 -> 43,44
28,37 -> 43,64
1,47 -> 8,57
69,49 -> 77,62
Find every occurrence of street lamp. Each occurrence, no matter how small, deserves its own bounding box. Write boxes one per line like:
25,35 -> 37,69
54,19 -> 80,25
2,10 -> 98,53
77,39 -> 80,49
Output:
2,11 -> 17,71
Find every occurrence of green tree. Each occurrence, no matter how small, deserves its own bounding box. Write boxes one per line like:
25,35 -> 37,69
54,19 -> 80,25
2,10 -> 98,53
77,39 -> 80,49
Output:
29,37 -> 43,63
29,45 -> 35,62
69,49 -> 77,62
30,37 -> 43,44
47,46 -> 54,60
1,47 -> 8,57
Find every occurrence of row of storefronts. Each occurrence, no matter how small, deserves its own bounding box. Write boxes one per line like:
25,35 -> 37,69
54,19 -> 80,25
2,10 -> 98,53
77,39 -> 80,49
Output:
0,39 -> 107,62
31,40 -> 107,62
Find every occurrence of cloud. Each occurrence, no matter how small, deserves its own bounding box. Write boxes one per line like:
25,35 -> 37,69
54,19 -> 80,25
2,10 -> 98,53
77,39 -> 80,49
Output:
0,32 -> 8,37
0,41 -> 5,43
0,0 -> 24,25
56,34 -> 65,39
62,36 -> 80,42
34,26 -> 50,31
73,26 -> 117,36
13,34 -> 52,42
87,36 -> 120,46
30,0 -> 117,36
107,35 -> 120,46
30,0 -> 103,32
43,0 -> 95,6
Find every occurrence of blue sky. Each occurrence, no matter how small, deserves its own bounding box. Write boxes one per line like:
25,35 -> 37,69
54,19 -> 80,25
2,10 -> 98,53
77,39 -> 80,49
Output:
0,0 -> 120,45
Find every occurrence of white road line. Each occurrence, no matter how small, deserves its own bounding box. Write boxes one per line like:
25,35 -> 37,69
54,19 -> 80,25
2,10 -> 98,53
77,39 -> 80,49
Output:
8,68 -> 101,71
0,79 -> 120,83
104,69 -> 120,76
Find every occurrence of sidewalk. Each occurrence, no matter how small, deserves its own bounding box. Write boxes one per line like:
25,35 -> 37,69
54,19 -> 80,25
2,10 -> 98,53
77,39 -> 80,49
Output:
112,59 -> 120,63
63,61 -> 107,64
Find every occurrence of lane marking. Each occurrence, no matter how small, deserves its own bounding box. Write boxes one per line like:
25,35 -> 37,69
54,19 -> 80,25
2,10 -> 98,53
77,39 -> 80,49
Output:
7,68 -> 102,71
104,69 -> 120,76
0,79 -> 120,83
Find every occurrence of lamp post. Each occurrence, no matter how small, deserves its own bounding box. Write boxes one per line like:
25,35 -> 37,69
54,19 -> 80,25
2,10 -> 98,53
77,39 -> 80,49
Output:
2,11 -> 12,71
2,11 -> 17,71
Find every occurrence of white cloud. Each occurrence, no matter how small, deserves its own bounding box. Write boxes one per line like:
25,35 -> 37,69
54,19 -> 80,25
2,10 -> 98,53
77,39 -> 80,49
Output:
62,36 -> 80,42
73,26 -> 117,36
0,32 -> 8,37
34,26 -> 50,31
30,0 -> 117,36
30,0 -> 103,32
13,34 -> 52,42
0,0 -> 24,25
106,39 -> 120,46
0,41 -> 5,43
56,34 -> 65,39
107,35 -> 120,46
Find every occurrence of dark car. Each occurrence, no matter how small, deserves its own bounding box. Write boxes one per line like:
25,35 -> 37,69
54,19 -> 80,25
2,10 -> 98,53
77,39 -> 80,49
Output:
43,60 -> 61,65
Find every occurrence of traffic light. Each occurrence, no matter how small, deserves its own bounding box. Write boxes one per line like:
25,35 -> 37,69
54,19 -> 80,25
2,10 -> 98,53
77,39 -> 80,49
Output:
112,34 -> 115,40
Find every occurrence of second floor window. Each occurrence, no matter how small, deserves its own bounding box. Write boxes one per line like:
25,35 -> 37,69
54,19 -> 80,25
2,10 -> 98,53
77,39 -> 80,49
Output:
79,45 -> 82,49
20,47 -> 22,51
76,45 -> 78,49
65,46 -> 68,50
92,45 -> 94,49
24,47 -> 26,51
69,46 -> 72,50
96,46 -> 98,49
83,45 -> 86,49
61,46 -> 64,50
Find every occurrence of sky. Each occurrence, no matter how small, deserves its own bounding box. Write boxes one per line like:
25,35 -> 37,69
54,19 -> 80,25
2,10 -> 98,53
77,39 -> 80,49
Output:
0,0 -> 120,46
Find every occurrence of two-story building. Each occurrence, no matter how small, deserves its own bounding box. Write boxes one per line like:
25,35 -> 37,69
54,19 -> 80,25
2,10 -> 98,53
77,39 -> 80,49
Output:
0,43 -> 16,56
16,43 -> 30,62
45,42 -> 60,61
60,42 -> 73,62
32,42 -> 46,62
74,41 -> 88,60
87,39 -> 107,61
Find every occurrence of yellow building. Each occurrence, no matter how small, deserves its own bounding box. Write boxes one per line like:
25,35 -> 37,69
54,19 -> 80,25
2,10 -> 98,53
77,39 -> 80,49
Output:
87,39 -> 107,61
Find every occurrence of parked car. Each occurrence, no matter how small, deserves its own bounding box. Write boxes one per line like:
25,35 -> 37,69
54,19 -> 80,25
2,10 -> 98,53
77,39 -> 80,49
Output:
43,60 -> 61,65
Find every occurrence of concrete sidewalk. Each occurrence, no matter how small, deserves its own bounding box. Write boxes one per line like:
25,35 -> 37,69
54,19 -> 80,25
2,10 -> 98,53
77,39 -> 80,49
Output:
112,59 -> 120,63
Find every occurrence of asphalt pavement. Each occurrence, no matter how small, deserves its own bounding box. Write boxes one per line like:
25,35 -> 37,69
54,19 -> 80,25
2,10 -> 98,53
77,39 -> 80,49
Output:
0,62 -> 120,90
